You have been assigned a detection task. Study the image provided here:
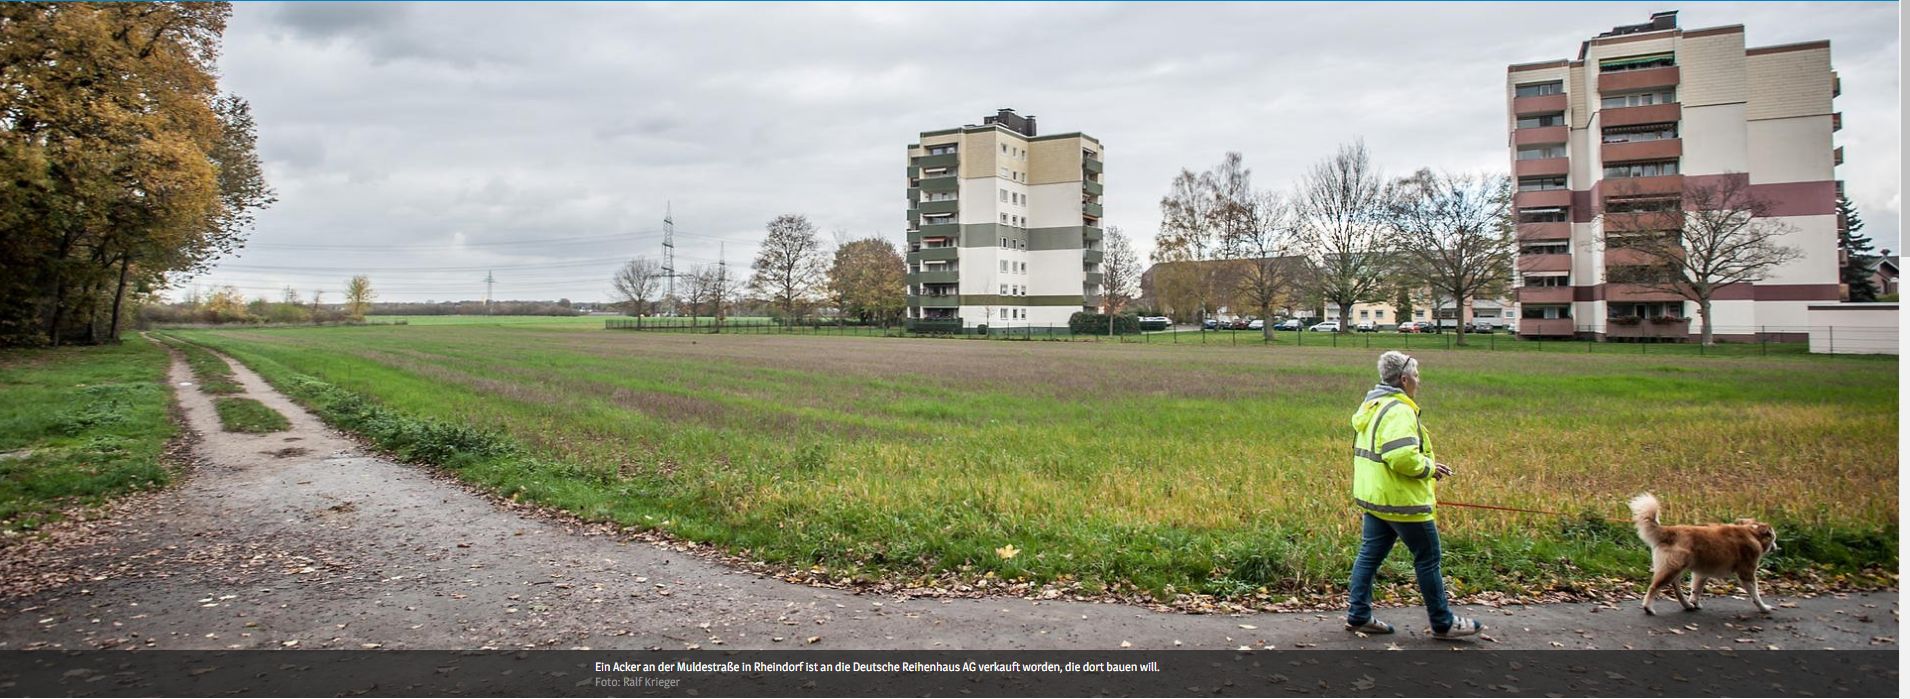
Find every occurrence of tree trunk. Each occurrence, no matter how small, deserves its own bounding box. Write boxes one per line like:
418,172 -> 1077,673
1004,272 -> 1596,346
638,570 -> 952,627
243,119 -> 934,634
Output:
1261,302 -> 1276,341
1452,289 -> 1469,346
1337,302 -> 1353,332
1698,297 -> 1714,346
108,255 -> 131,343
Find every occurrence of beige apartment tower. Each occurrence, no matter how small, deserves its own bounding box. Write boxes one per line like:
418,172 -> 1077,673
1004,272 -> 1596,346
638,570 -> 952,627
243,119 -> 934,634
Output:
905,109 -> 1105,329
1506,11 -> 1842,340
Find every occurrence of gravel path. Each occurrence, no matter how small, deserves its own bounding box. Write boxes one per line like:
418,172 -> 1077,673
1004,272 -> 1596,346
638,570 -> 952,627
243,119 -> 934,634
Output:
0,349 -> 1896,652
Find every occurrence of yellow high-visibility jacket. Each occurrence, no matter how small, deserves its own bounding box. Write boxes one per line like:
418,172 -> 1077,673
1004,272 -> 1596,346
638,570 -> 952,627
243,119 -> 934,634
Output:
1349,385 -> 1438,522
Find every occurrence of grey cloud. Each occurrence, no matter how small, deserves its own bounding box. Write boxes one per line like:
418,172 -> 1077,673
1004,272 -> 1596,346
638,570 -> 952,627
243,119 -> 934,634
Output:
186,2 -> 1899,303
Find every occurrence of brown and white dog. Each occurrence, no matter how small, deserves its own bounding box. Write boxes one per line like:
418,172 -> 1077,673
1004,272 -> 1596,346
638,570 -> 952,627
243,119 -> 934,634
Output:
1629,493 -> 1779,615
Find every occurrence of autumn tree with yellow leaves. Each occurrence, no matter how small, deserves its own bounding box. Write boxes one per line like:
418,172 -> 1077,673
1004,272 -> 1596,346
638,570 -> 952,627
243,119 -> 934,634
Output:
0,2 -> 273,346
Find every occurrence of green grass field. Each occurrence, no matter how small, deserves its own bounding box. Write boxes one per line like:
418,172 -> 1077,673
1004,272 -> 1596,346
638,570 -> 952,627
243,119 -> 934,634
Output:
0,340 -> 177,532
167,323 -> 1898,599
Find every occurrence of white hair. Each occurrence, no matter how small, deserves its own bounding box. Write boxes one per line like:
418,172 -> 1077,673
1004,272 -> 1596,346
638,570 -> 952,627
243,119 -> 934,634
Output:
1378,351 -> 1419,387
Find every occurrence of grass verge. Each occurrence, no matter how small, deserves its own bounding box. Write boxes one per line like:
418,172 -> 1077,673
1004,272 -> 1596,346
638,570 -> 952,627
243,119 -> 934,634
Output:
0,340 -> 177,533
153,334 -> 242,394
212,397 -> 291,433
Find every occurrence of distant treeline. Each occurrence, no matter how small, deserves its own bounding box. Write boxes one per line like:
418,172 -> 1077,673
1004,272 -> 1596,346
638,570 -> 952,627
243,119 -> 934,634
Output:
369,301 -> 582,317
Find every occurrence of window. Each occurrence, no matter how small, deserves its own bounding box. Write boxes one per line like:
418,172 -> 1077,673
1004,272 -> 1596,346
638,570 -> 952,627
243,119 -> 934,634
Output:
1600,89 -> 1675,109
1602,123 -> 1678,143
1000,190 -> 1008,202
1515,81 -> 1563,98
1504,310 -> 1515,319
1608,265 -> 1675,285
1518,176 -> 1568,192
1000,237 -> 1008,247
1001,144 -> 1008,154
1018,262 -> 1026,273
1516,113 -> 1566,129
1521,243 -> 1569,256
1517,144 -> 1567,160
926,145 -> 956,155
1522,275 -> 1569,287
1600,53 -> 1674,73
1416,309 -> 1427,318
1000,308 -> 1008,319
1518,208 -> 1569,223
1608,301 -> 1683,319
1000,284 -> 1008,295
1522,305 -> 1570,319
1000,260 -> 1008,272
1359,310 -> 1369,319
1375,311 -> 1385,320
1604,160 -> 1679,178
1605,197 -> 1679,213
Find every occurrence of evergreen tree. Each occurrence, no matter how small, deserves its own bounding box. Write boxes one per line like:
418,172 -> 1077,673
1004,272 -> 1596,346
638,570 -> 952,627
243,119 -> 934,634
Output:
1837,196 -> 1880,302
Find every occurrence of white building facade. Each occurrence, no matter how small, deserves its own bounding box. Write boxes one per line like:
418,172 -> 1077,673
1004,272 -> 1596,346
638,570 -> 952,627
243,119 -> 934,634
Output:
905,109 -> 1105,329
1506,11 -> 1842,341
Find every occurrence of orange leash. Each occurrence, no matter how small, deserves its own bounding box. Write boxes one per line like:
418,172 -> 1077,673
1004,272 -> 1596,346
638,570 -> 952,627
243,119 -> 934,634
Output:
1441,500 -> 1631,523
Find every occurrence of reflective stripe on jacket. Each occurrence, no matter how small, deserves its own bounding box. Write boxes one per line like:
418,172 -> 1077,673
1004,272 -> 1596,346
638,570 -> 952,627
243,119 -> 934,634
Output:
1349,384 -> 1437,522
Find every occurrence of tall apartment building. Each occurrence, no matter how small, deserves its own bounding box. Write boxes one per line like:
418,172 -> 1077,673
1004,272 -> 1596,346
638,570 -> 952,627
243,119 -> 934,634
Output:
1506,11 -> 1842,341
904,108 -> 1105,329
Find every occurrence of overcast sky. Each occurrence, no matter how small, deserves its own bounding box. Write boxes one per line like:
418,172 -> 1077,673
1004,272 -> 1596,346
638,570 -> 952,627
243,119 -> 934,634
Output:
181,2 -> 1901,303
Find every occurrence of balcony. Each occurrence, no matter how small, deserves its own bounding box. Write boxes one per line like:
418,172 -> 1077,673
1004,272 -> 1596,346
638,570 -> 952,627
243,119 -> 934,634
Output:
1517,286 -> 1573,304
1602,102 -> 1681,128
1517,222 -> 1572,241
1605,316 -> 1689,340
905,208 -> 917,224
1834,146 -> 1844,166
911,269 -> 959,285
1602,138 -> 1682,163
1083,271 -> 1104,286
913,152 -> 959,169
1083,155 -> 1103,174
1083,249 -> 1103,265
1517,254 -> 1572,273
1602,211 -> 1681,232
1513,189 -> 1572,208
918,222 -> 959,238
1513,126 -> 1569,147
1601,174 -> 1684,197
1083,202 -> 1103,217
911,294 -> 960,309
1514,158 -> 1569,177
1605,283 -> 1686,302
1083,226 -> 1103,242
910,246 -> 958,262
919,176 -> 958,193
918,199 -> 958,215
1518,318 -> 1577,337
1832,112 -> 1843,131
1604,247 -> 1673,267
1084,180 -> 1104,196
1513,93 -> 1568,116
1599,65 -> 1680,93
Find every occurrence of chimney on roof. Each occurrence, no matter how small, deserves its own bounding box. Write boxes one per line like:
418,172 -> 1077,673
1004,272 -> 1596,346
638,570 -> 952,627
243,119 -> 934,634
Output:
1650,10 -> 1678,30
981,108 -> 1036,137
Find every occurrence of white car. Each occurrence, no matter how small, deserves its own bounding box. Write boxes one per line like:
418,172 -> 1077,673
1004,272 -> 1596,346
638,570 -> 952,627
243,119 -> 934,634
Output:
1309,321 -> 1340,332
1247,319 -> 1265,330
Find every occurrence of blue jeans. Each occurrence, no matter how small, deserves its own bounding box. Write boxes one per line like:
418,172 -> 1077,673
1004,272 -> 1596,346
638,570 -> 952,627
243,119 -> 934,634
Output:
1346,512 -> 1454,633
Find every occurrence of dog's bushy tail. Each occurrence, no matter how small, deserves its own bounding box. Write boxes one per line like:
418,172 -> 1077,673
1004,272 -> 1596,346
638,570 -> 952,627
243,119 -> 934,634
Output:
1628,492 -> 1665,546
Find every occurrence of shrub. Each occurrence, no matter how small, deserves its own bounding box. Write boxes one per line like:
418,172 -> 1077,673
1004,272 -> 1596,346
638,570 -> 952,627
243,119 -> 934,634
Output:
1068,312 -> 1140,335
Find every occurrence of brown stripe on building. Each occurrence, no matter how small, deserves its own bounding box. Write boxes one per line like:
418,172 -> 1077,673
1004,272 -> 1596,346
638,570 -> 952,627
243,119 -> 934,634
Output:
1747,40 -> 1831,56
1753,284 -> 1842,301
1683,25 -> 1745,39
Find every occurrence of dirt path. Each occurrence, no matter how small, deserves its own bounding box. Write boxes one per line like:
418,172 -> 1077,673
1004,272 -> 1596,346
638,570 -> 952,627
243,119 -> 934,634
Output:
0,350 -> 1896,652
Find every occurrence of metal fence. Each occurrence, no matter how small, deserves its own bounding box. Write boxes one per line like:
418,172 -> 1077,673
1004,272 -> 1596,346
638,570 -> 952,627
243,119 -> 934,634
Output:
605,318 -> 1897,357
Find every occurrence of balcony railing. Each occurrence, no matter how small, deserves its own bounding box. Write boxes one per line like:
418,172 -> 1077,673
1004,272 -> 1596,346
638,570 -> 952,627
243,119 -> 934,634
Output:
1605,283 -> 1685,302
1601,174 -> 1683,197
1512,93 -> 1568,116
1083,202 -> 1103,217
1598,65 -> 1679,93
910,246 -> 958,262
910,294 -> 960,309
1605,316 -> 1689,339
1517,221 -> 1571,241
1514,157 -> 1569,177
1083,249 -> 1103,264
1517,253 -> 1571,273
1513,126 -> 1568,147
1083,156 -> 1103,174
1602,102 -> 1681,128
918,199 -> 958,215
1512,189 -> 1572,208
1518,318 -> 1576,336
1084,180 -> 1104,196
913,153 -> 959,169
1516,286 -> 1573,304
1602,210 -> 1681,232
1602,138 -> 1682,163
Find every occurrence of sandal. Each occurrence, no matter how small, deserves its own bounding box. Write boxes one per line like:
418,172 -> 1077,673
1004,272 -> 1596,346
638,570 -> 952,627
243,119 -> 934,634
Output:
1344,618 -> 1395,634
1431,617 -> 1483,639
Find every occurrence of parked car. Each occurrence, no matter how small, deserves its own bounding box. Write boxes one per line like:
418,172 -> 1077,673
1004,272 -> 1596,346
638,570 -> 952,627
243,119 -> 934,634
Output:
1398,321 -> 1441,334
1354,321 -> 1378,333
1309,321 -> 1340,332
1227,318 -> 1249,330
1138,316 -> 1173,331
1247,319 -> 1265,330
1202,318 -> 1219,330
1397,321 -> 1421,333
1465,321 -> 1497,334
1274,319 -> 1303,331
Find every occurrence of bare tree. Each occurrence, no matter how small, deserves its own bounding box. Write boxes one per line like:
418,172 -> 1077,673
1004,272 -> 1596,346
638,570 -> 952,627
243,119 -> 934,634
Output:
749,214 -> 828,322
1225,191 -> 1308,340
611,257 -> 664,316
1385,169 -> 1515,346
1597,174 -> 1800,345
1296,141 -> 1390,332
1099,226 -> 1141,314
